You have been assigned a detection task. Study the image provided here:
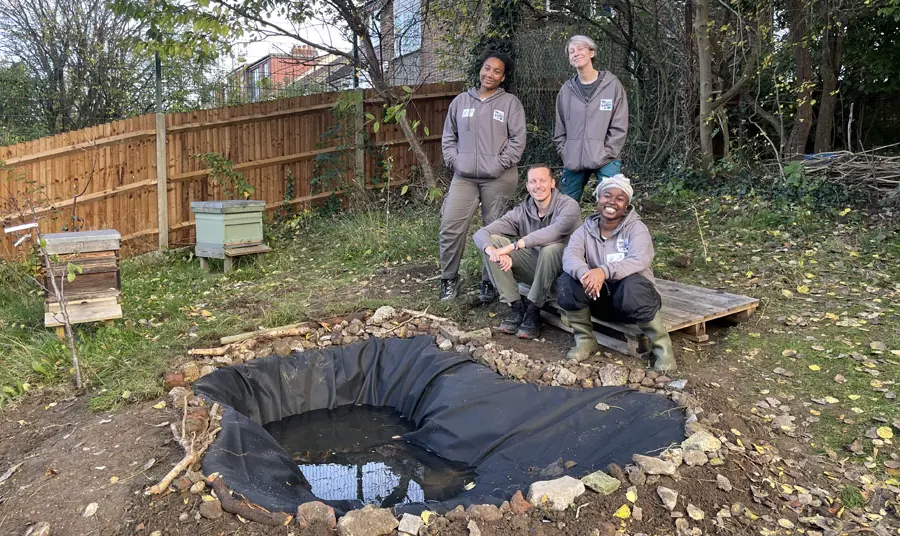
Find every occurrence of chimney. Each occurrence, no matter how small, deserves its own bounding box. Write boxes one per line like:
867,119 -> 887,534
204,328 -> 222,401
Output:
291,45 -> 316,60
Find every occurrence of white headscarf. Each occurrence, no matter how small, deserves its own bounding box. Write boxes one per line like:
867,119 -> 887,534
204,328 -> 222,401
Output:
594,174 -> 634,201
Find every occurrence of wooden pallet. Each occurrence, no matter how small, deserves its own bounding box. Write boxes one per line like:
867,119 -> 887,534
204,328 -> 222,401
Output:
199,244 -> 272,273
519,279 -> 759,357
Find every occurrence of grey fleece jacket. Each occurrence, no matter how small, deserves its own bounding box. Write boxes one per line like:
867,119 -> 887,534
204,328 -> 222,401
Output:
562,209 -> 655,283
473,189 -> 581,251
553,72 -> 629,172
442,88 -> 526,179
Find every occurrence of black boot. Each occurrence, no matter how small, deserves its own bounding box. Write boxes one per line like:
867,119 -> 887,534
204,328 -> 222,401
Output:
440,277 -> 459,301
498,300 -> 525,334
516,300 -> 542,339
479,280 -> 498,303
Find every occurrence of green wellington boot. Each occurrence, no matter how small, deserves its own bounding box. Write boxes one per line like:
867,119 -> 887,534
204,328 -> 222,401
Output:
565,307 -> 599,362
638,311 -> 677,372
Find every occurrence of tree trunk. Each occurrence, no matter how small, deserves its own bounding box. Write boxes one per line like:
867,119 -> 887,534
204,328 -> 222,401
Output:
786,0 -> 815,158
694,0 -> 713,170
814,6 -> 846,153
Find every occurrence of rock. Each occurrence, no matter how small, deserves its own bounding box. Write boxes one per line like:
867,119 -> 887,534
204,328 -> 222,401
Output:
179,512 -> 190,522
597,364 -> 629,386
24,523 -> 51,536
687,504 -> 705,520
581,378 -> 594,389
189,480 -> 205,494
397,512 -> 424,535
510,490 -> 532,514
633,506 -> 644,521
273,340 -> 292,357
199,365 -> 216,377
628,368 -> 646,384
467,504 -> 502,522
662,448 -> 683,467
445,505 -> 467,521
337,505 -> 399,536
626,466 -> 647,486
438,339 -> 453,351
173,475 -> 193,491
370,306 -> 396,324
467,519 -> 482,536
199,498 -> 223,520
181,362 -> 201,383
297,501 -> 337,530
508,363 -> 528,380
554,368 -> 577,386
675,517 -> 690,535
682,430 -> 722,452
527,476 -> 586,511
581,470 -> 621,495
597,521 -> 617,536
633,454 -> 676,475
439,325 -> 463,343
657,486 -> 679,511
717,474 -> 733,492
164,372 -> 186,389
683,449 -> 708,466
459,328 -> 492,344
83,503 -> 98,518
667,379 -> 687,391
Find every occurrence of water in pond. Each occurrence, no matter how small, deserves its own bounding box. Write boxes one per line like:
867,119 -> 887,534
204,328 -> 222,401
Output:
264,405 -> 476,508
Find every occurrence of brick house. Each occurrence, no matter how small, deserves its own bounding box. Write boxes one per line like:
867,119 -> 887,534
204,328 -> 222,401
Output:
226,46 -> 330,102
370,0 -> 465,86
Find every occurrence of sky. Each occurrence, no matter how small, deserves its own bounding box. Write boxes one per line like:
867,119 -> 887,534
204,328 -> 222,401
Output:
232,19 -> 353,67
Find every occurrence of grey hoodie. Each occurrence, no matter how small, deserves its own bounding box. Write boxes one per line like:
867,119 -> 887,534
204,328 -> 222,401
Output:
442,88 -> 526,179
473,189 -> 582,251
553,72 -> 629,172
562,209 -> 655,283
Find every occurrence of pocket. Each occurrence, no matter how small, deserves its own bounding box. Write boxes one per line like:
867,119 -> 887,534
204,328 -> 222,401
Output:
455,152 -> 476,177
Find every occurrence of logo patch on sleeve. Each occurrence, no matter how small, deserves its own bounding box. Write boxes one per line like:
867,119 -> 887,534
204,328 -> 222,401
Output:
600,99 -> 613,111
492,109 -> 505,122
462,108 -> 475,118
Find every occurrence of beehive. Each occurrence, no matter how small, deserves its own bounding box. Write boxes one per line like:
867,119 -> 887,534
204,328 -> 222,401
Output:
42,230 -> 122,335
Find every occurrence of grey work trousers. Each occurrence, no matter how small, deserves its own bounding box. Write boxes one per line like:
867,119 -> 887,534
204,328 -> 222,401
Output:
439,169 -> 518,281
482,235 -> 565,307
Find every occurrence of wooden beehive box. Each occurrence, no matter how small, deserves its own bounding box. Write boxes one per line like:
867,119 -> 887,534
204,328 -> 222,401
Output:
42,230 -> 122,333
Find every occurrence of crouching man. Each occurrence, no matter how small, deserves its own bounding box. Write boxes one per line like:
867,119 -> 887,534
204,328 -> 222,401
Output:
473,164 -> 581,339
556,174 -> 676,371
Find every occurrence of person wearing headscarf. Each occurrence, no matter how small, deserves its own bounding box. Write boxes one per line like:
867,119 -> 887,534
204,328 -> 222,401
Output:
553,34 -> 629,202
557,174 -> 675,371
439,49 -> 527,302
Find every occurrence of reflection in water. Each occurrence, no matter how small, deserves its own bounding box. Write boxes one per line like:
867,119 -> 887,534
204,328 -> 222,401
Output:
264,405 -> 475,508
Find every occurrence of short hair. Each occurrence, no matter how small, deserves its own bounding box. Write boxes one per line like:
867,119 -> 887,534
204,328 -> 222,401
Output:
526,163 -> 552,175
566,35 -> 598,54
477,49 -> 516,82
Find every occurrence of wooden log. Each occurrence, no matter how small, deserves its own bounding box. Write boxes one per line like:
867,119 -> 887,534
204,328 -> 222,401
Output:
219,322 -> 306,346
208,475 -> 293,526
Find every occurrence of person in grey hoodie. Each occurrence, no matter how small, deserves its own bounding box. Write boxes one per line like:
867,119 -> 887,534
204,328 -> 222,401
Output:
556,174 -> 676,371
439,50 -> 526,302
554,35 -> 629,202
472,163 -> 581,339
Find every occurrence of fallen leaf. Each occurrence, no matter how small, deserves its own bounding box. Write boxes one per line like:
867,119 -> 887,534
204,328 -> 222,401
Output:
797,285 -> 810,294
778,518 -> 796,529
877,427 -> 894,439
110,476 -> 119,484
809,364 -> 821,371
626,488 -> 638,503
613,504 -> 631,519
782,290 -> 794,298
870,341 -> 887,352
824,396 -> 839,404
152,401 -> 166,409
848,394 -> 861,400
83,502 -> 99,517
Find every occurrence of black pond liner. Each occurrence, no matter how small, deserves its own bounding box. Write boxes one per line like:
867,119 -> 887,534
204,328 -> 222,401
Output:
194,335 -> 684,516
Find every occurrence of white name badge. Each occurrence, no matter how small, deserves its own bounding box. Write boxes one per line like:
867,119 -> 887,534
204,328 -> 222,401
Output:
606,252 -> 625,263
493,109 -> 505,122
600,99 -> 613,111
462,108 -> 475,118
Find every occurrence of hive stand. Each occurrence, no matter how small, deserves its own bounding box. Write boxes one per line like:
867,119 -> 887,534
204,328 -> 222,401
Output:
519,279 -> 759,357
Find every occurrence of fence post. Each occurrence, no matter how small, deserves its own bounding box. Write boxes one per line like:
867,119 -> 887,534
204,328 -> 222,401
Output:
354,89 -> 366,189
155,113 -> 168,250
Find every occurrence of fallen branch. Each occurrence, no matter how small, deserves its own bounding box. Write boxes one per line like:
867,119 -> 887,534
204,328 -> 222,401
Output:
219,322 -> 306,345
208,475 -> 294,526
148,401 -> 221,495
188,346 -> 232,356
399,309 -> 448,323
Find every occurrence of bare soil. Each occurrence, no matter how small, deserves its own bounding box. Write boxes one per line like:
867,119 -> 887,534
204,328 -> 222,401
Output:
0,265 -> 892,536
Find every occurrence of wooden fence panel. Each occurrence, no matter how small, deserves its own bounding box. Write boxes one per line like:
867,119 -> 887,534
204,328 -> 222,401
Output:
0,81 -> 464,259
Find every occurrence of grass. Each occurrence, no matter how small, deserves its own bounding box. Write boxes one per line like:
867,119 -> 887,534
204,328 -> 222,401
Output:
0,191 -> 897,469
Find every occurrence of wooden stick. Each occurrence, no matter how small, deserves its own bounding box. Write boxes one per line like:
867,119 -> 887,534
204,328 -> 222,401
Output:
219,322 -> 305,346
208,476 -> 294,526
187,346 -> 231,356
